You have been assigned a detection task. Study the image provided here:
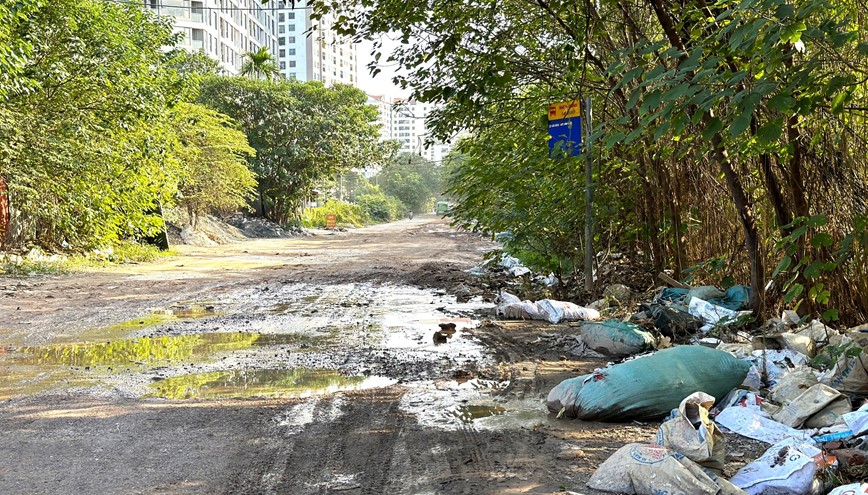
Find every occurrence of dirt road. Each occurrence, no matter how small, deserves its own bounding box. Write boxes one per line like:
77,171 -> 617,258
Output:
0,215 -> 654,495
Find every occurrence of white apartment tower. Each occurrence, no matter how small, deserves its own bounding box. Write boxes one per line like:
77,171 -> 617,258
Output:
391,99 -> 452,164
275,0 -> 358,86
143,0 -> 278,75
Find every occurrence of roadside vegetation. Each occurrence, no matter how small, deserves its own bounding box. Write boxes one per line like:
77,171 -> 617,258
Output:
316,0 -> 868,325
0,0 -> 398,261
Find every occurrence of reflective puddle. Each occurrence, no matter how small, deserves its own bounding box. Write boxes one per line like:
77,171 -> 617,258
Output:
147,368 -> 396,399
6,332 -> 334,368
449,404 -> 507,423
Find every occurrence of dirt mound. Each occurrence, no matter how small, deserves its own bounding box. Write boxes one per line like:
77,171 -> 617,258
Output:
164,210 -> 303,247
226,214 -> 301,238
407,261 -> 472,288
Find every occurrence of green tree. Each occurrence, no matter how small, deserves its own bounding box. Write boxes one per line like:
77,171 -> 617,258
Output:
171,103 -> 257,228
198,77 -> 392,224
239,46 -> 280,80
376,153 -> 440,214
1,0 -> 185,249
315,0 -> 868,321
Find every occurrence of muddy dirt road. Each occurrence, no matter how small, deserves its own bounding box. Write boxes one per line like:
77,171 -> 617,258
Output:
0,215 -> 656,495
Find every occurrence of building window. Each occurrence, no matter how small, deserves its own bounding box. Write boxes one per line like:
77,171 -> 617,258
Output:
289,72 -> 296,79
289,48 -> 296,55
288,12 -> 295,19
279,25 -> 285,33
279,13 -> 284,22
289,61 -> 296,68
288,24 -> 296,32
279,37 -> 285,46
288,36 -> 296,43
280,62 -> 286,69
279,49 -> 285,57
191,28 -> 204,50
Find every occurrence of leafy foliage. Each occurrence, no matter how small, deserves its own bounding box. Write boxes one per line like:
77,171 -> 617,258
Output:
171,103 -> 257,227
316,0 -> 868,322
197,77 -> 392,225
1,0 -> 184,249
301,200 -> 366,228
375,153 -> 441,214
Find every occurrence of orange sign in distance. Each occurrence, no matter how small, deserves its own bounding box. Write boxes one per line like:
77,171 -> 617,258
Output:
325,213 -> 337,229
548,100 -> 582,121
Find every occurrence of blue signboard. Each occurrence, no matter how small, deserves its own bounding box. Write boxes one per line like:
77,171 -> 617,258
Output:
548,116 -> 582,158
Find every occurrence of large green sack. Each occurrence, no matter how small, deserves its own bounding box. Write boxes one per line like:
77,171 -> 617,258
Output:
581,321 -> 656,357
547,346 -> 751,421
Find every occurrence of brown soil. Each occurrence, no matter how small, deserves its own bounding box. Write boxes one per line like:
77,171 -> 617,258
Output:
0,215 -> 760,495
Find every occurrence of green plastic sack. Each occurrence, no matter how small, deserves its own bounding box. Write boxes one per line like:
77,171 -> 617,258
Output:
548,346 -> 751,421
581,321 -> 656,357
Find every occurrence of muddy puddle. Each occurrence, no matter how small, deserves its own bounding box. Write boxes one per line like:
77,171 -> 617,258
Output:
1,283 -> 496,403
148,368 -> 396,399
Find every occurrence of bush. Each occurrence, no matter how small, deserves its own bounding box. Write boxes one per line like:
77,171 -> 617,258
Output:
357,193 -> 405,223
300,200 -> 366,228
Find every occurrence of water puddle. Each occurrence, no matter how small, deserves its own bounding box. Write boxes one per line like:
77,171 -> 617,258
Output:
147,368 -> 396,399
4,332 -> 334,368
449,404 -> 507,423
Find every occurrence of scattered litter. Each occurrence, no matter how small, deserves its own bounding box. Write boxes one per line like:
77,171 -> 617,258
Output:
688,297 -> 752,333
731,437 -> 824,495
655,392 -> 726,474
579,321 -> 656,357
843,403 -> 868,437
496,291 -> 599,324
772,383 -> 850,428
822,332 -> 868,395
769,367 -> 819,404
547,346 -> 750,421
587,443 -> 745,495
828,483 -> 868,495
716,406 -> 812,444
602,284 -> 633,306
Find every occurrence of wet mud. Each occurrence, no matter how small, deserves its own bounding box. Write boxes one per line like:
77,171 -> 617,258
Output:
0,217 -> 668,495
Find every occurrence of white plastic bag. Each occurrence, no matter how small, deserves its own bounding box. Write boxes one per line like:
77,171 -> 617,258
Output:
655,392 -> 725,474
731,438 -> 821,495
688,297 -> 751,332
828,483 -> 868,495
587,443 -> 745,495
843,403 -> 868,437
716,406 -> 811,444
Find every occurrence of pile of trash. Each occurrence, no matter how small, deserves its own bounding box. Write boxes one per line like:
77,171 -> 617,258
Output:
542,280 -> 868,494
495,290 -> 600,324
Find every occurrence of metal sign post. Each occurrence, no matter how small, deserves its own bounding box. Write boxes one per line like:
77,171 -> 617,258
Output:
584,96 -> 595,294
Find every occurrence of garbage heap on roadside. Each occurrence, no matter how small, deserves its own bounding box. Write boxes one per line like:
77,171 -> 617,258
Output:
492,278 -> 867,495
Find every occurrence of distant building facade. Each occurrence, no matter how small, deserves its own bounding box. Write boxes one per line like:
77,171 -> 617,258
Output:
143,0 -> 279,75
275,0 -> 358,86
390,98 -> 452,164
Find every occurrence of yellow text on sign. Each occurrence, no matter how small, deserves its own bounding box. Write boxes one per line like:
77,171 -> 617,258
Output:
548,100 -> 582,121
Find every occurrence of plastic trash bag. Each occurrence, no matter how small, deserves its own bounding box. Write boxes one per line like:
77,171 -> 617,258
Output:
843,403 -> 868,437
822,332 -> 868,395
731,438 -> 823,495
655,392 -> 726,474
716,406 -> 811,444
769,367 -> 819,405
828,483 -> 868,495
773,383 -> 850,428
587,443 -> 746,495
580,321 -> 656,357
547,346 -> 751,421
537,299 -> 600,324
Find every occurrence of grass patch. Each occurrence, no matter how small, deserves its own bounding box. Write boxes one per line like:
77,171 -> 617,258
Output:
0,241 -> 177,276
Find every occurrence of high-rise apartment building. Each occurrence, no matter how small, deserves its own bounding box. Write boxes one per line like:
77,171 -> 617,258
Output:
390,99 -> 452,164
143,0 -> 279,76
275,0 -> 358,86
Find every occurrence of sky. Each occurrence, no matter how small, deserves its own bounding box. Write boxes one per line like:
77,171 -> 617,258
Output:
357,38 -> 409,99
